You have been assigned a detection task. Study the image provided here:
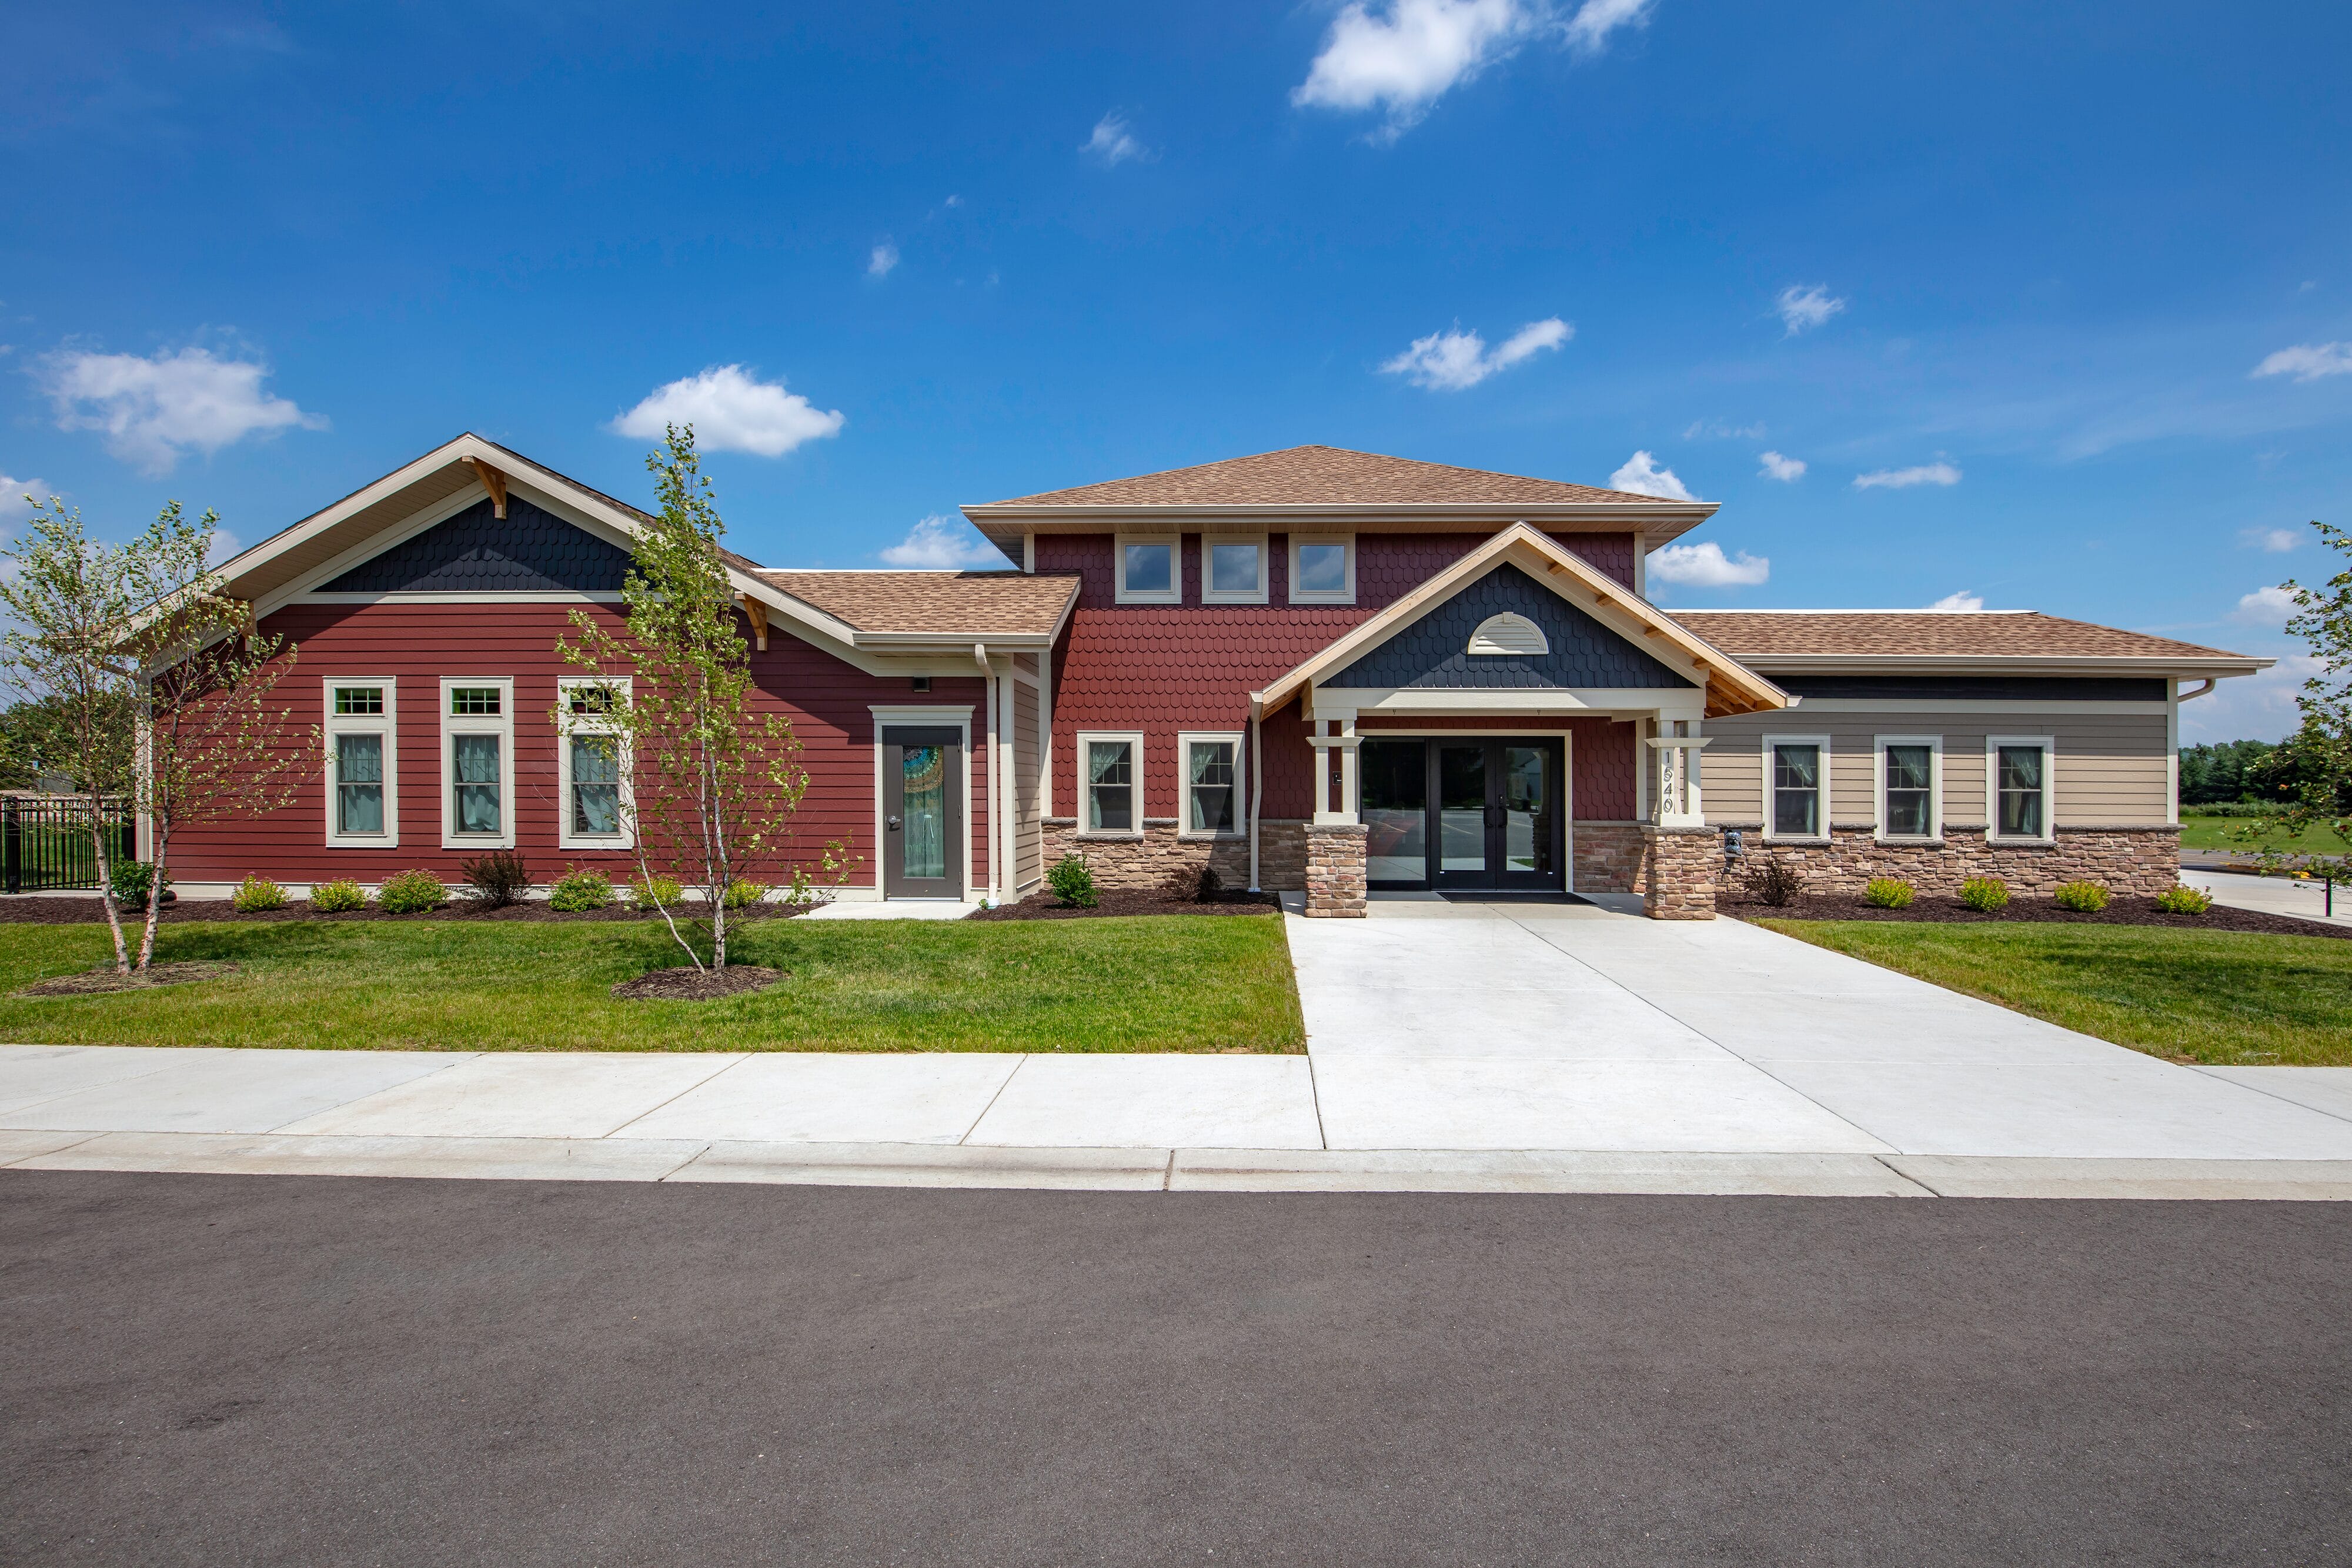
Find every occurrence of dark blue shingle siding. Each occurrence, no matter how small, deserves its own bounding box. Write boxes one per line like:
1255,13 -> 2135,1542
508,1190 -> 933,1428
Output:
1325,564 -> 1690,690
320,498 -> 633,593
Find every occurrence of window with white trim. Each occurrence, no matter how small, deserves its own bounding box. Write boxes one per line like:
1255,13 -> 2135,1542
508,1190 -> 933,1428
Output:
1288,535 -> 1355,604
1180,733 -> 1242,835
324,678 -> 397,845
557,678 -> 633,850
1876,735 -> 1942,840
1078,732 -> 1143,833
1114,536 -> 1180,604
1988,737 -> 2054,841
1764,735 -> 1830,838
1201,536 -> 1268,604
440,678 -> 515,848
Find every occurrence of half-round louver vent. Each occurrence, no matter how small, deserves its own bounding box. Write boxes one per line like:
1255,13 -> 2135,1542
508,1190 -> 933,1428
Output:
1466,612 -> 1549,656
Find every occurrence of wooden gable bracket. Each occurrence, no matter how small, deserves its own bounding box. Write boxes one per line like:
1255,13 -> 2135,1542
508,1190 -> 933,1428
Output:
465,457 -> 509,519
740,594 -> 769,651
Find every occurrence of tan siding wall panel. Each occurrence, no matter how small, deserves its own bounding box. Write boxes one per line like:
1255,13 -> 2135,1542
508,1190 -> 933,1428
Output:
1014,680 -> 1043,888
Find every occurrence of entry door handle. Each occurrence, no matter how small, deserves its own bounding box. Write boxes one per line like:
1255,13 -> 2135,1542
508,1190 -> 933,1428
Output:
1485,805 -> 1507,828
887,815 -> 903,830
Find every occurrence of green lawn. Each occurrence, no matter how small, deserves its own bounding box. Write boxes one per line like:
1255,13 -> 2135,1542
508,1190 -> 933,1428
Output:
0,915 -> 1305,1053
1758,919 -> 2352,1065
2179,811 -> 2350,855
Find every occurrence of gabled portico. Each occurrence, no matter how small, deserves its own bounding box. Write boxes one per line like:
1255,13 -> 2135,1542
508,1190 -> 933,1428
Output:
1250,524 -> 1789,917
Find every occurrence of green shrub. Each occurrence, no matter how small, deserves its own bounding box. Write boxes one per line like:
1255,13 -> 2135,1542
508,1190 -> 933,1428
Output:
1862,877 -> 1914,910
2154,883 -> 2213,915
629,874 -> 683,909
1959,876 -> 2010,912
549,867 -> 614,912
723,878 -> 770,910
110,859 -> 171,910
1047,852 -> 1098,908
459,849 -> 531,908
230,875 -> 288,912
377,869 -> 449,914
310,878 -> 368,913
2053,880 -> 2110,912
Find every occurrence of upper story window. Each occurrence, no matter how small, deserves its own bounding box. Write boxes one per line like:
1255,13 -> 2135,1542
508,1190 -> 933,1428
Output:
1202,537 -> 1268,604
1115,536 -> 1180,604
1288,536 -> 1355,605
1989,738 -> 2053,841
441,678 -> 515,850
1765,736 -> 1828,838
323,678 -> 397,846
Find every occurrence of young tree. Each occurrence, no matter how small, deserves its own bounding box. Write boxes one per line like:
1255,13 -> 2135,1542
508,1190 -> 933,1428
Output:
2245,519 -> 2352,877
0,500 -> 144,971
557,425 -> 843,972
124,502 -> 310,969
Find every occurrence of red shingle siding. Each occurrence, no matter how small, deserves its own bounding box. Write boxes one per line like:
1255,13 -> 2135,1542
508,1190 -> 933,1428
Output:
166,602 -> 985,894
1038,532 -> 1639,825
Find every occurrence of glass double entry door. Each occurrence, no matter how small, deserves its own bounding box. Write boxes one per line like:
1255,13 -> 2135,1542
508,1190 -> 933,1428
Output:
1361,738 -> 1565,890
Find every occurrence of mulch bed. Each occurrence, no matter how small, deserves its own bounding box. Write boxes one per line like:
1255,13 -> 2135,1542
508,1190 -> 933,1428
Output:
967,889 -> 1282,921
610,964 -> 786,1002
0,897 -> 817,927
17,961 -> 239,998
1721,891 -> 2350,941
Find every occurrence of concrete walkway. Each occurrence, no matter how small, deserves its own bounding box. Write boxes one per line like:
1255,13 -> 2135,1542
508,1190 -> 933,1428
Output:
2182,867 -> 2352,928
5,898 -> 2351,1196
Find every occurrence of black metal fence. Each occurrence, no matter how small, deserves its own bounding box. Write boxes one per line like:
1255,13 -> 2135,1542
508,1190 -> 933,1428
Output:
2,796 -> 137,894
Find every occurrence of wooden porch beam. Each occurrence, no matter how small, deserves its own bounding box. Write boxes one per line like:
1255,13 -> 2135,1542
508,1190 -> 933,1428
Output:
740,594 -> 769,651
465,457 -> 509,519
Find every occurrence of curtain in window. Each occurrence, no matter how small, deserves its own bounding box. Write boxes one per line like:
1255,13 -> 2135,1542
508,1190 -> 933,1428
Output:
1772,745 -> 1820,836
1188,741 -> 1234,833
571,736 -> 620,834
1884,745 -> 1933,837
453,734 -> 502,834
336,734 -> 383,834
1997,745 -> 2044,837
1088,741 -> 1133,831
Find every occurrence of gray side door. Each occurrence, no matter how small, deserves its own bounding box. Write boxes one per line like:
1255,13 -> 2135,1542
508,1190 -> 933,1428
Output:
881,726 -> 963,899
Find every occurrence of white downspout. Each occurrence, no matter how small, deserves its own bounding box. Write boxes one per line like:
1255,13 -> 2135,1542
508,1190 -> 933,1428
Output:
975,642 -> 995,904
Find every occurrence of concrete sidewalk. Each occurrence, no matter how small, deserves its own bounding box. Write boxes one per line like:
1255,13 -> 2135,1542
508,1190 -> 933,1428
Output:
2182,867 -> 2352,928
5,901 -> 2351,1196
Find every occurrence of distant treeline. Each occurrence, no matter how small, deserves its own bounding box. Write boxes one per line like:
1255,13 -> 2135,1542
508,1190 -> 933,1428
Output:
2180,737 -> 2348,810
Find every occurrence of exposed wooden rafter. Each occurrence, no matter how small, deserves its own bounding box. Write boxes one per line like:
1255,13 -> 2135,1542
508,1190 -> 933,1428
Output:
465,457 -> 509,519
740,594 -> 769,651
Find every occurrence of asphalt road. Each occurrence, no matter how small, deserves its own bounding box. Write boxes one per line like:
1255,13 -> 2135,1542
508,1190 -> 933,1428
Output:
5,1172 -> 2347,1567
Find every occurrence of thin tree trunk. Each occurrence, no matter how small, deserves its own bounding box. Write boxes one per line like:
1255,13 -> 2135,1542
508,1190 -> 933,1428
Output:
85,807 -> 131,975
136,822 -> 168,971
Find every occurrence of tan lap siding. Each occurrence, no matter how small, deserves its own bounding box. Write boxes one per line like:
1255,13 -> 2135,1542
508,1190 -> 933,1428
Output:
1700,708 -> 2171,830
1014,676 -> 1043,891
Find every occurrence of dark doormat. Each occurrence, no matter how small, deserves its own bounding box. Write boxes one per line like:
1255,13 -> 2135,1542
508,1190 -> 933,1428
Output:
1436,890 -> 1592,905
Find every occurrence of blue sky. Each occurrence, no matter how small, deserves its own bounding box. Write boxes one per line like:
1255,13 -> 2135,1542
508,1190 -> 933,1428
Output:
4,0 -> 2347,738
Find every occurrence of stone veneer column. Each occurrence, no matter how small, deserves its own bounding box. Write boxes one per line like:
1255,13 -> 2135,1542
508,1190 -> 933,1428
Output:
1303,823 -> 1369,918
1641,824 -> 1718,921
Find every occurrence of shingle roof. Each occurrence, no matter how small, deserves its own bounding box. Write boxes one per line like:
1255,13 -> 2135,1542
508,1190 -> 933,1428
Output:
1667,610 -> 2251,661
978,446 -> 1685,509
757,570 -> 1080,637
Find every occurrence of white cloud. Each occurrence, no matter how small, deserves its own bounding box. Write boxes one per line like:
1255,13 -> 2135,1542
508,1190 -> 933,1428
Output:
1648,541 -> 1767,587
1757,450 -> 1805,482
1683,419 -> 1765,440
2232,584 -> 2299,627
2241,526 -> 2303,553
40,346 -> 326,476
2251,342 -> 2352,382
1,477 -> 49,524
1853,461 -> 1961,490
879,514 -> 1007,569
868,242 -> 899,278
944,194 -> 964,208
1292,0 -> 1646,139
2181,653 -> 2318,744
1379,317 -> 1569,390
1083,112 -> 1147,166
1926,590 -> 1984,612
609,365 -> 845,457
1774,284 -> 1846,336
207,525 -> 242,560
1608,450 -> 1694,500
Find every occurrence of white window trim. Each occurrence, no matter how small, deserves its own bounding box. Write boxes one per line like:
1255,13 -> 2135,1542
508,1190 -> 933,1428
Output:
1177,731 -> 1245,839
1873,734 -> 1943,843
1200,534 -> 1269,605
1076,730 -> 1145,837
1986,734 -> 2057,843
323,677 -> 399,848
556,677 -> 634,851
1114,534 -> 1181,605
868,706 -> 974,902
440,677 -> 516,851
1287,534 -> 1356,606
1761,733 -> 1833,841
